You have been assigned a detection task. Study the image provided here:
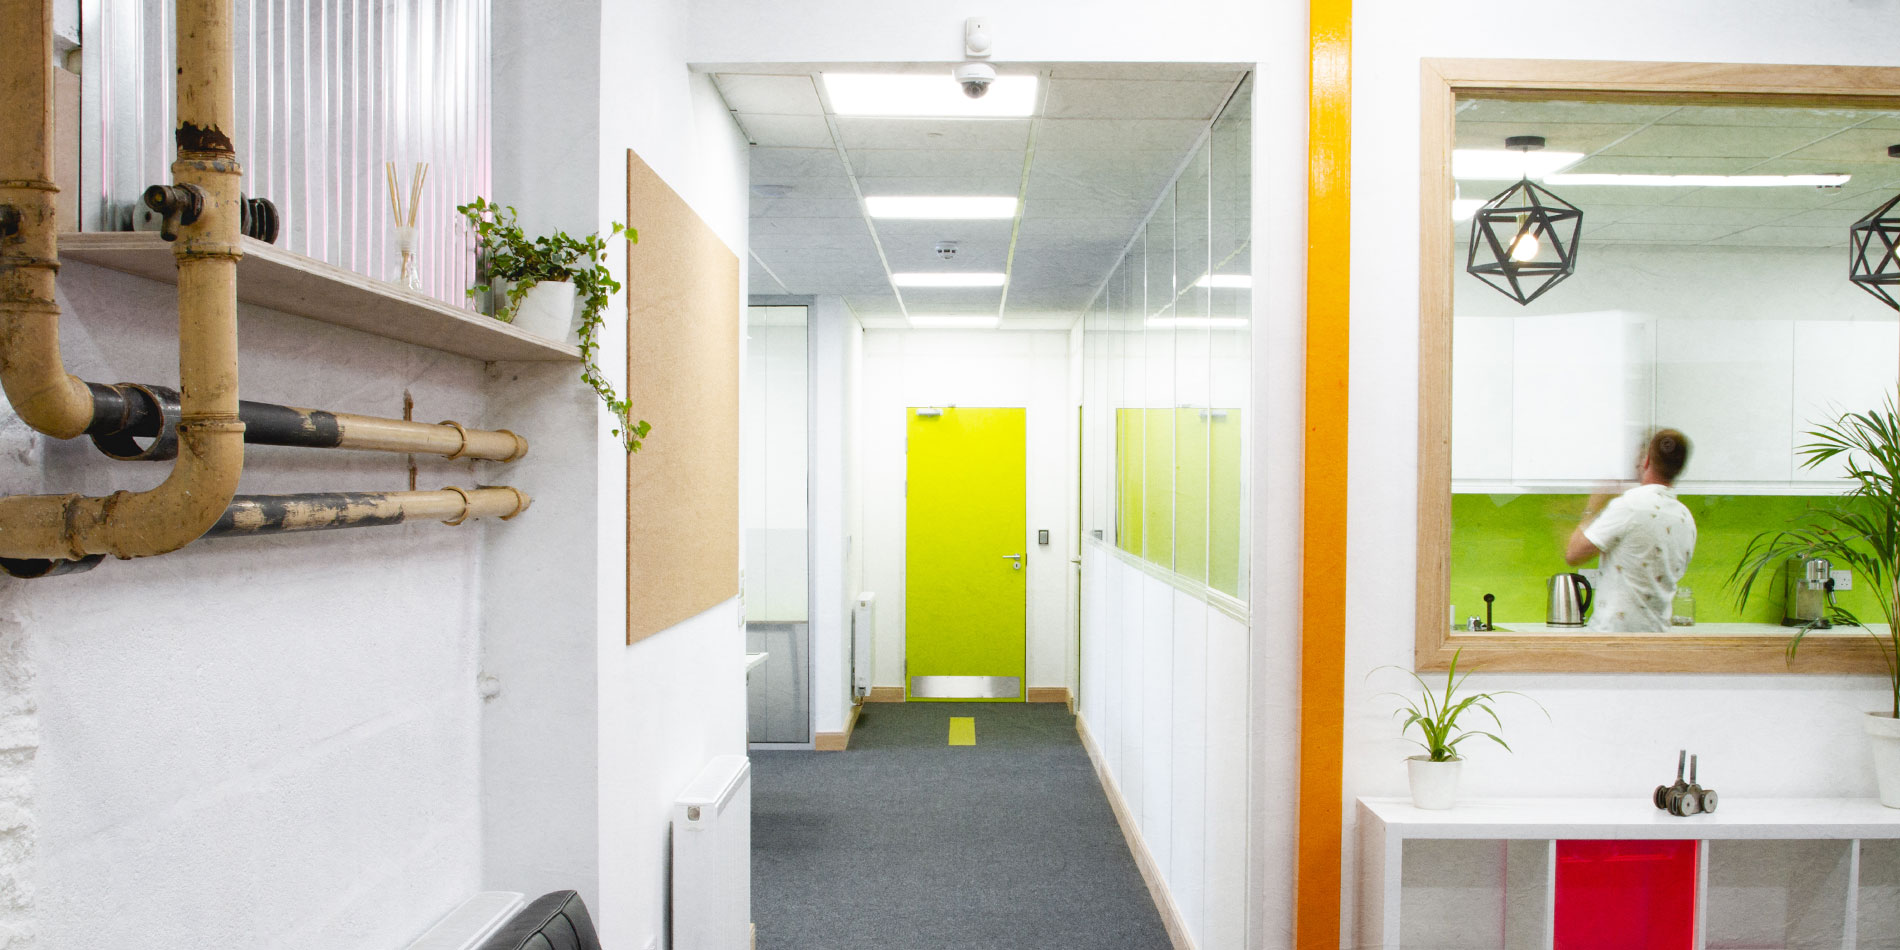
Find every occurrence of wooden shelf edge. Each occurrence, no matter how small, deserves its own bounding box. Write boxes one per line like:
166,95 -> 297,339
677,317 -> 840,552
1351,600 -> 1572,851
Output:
58,232 -> 581,363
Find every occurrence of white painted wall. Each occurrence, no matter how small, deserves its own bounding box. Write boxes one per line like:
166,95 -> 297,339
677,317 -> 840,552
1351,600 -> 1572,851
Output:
1346,2 -> 1900,943
486,3 -> 754,950
594,4 -> 751,947
859,329 -> 1076,690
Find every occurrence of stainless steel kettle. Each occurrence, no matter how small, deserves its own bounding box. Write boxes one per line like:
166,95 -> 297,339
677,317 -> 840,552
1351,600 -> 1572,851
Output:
1547,572 -> 1593,627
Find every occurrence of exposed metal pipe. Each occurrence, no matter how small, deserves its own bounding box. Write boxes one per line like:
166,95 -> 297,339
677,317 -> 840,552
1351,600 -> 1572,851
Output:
0,0 -> 94,439
0,0 -> 245,560
0,0 -> 523,465
83,383 -> 527,462
210,486 -> 531,536
0,486 -> 532,577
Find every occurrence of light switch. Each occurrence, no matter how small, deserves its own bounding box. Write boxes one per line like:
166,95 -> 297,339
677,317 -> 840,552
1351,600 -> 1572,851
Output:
1038,529 -> 1050,545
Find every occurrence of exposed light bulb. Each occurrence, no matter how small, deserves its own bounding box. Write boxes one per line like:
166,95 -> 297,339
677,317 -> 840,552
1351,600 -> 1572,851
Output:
1508,217 -> 1540,263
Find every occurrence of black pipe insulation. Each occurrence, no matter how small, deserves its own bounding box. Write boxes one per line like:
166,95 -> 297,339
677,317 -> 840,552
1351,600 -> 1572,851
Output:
84,382 -> 360,461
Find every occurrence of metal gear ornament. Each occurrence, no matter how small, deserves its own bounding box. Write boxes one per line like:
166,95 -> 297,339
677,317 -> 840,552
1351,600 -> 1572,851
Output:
1464,136 -> 1584,306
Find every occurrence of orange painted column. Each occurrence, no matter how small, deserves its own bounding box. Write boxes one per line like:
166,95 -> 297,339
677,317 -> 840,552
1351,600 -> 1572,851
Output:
1298,1 -> 1351,949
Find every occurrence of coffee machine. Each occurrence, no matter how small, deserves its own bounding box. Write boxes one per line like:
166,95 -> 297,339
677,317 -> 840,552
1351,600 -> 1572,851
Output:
1781,555 -> 1833,628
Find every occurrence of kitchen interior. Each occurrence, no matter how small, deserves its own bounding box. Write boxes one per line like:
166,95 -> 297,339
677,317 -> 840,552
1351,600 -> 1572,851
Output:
1446,97 -> 1900,636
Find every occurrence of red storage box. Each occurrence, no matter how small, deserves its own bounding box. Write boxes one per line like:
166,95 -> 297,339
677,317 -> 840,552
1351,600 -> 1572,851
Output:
1554,839 -> 1698,950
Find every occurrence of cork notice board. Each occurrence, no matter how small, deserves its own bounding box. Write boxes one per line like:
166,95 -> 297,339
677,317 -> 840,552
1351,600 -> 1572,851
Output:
624,149 -> 741,644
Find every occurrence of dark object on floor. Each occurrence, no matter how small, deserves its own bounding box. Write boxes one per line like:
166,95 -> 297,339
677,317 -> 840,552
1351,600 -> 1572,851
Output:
476,890 -> 601,950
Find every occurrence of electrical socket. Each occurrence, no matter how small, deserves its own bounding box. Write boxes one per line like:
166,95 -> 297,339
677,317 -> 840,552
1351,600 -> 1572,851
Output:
1831,569 -> 1853,591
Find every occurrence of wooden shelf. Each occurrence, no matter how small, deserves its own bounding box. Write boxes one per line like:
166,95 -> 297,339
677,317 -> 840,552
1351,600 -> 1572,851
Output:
58,232 -> 580,363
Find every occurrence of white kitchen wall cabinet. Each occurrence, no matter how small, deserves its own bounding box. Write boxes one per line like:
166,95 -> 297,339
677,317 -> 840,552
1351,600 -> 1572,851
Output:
1509,311 -> 1653,483
1791,320 -> 1900,486
1451,316 -> 1516,482
1656,318 -> 1795,487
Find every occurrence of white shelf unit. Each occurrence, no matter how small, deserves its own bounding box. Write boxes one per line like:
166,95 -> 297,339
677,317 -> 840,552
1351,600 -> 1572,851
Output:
1357,797 -> 1900,950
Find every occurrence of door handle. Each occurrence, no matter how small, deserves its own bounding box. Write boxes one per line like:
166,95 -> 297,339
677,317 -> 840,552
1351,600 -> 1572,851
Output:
1002,553 -> 1024,571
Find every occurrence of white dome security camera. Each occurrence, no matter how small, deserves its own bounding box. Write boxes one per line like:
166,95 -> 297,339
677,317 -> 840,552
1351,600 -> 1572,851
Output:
953,62 -> 996,99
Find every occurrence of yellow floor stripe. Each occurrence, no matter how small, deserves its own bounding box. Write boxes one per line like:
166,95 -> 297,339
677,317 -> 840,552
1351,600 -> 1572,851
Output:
948,717 -> 976,746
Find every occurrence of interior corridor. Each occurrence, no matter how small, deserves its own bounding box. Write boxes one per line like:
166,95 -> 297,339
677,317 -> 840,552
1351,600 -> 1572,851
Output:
751,703 -> 1171,949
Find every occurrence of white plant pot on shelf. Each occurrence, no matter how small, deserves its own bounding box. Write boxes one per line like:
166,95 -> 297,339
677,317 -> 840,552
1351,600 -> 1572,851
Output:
508,279 -> 579,342
1407,756 -> 1463,810
1867,712 -> 1900,808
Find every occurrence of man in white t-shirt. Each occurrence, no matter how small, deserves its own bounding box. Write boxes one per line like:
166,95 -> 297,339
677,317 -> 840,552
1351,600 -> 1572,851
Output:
1564,429 -> 1697,633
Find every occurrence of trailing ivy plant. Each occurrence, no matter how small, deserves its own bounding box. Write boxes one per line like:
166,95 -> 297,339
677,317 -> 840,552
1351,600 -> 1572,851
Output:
458,197 -> 651,453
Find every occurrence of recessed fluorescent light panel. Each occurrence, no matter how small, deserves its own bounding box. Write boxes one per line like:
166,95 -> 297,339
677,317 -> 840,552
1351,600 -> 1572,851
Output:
1193,274 -> 1253,289
865,196 -> 1018,219
1453,148 -> 1586,180
822,72 -> 1038,118
1544,173 -> 1852,188
890,272 -> 1007,288
909,315 -> 1000,329
1146,317 -> 1250,329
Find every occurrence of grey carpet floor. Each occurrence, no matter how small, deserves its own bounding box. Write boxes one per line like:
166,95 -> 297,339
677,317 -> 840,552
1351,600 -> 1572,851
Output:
750,702 -> 1172,949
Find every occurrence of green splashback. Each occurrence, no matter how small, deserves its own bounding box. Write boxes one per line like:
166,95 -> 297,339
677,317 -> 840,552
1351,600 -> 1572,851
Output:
1450,492 -> 1884,626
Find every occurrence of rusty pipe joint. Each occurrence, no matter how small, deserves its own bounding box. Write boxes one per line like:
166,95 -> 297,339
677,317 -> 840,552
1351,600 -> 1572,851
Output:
142,183 -> 206,242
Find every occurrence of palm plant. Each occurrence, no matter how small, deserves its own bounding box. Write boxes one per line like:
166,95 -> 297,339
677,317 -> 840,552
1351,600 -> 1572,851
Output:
1730,394 -> 1900,717
1376,648 -> 1542,761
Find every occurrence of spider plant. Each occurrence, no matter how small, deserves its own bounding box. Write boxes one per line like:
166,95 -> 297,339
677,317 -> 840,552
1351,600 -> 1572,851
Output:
1374,648 -> 1544,762
1730,394 -> 1900,717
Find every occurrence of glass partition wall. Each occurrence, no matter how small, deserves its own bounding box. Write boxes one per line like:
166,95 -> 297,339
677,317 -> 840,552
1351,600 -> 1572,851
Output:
1083,80 -> 1251,604
743,305 -> 811,744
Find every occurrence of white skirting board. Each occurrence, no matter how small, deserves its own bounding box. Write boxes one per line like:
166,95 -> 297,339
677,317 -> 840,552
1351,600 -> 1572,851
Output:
405,892 -> 527,950
673,755 -> 753,950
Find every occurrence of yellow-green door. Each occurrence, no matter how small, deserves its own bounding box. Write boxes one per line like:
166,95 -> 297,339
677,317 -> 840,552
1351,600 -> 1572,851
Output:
906,407 -> 1027,702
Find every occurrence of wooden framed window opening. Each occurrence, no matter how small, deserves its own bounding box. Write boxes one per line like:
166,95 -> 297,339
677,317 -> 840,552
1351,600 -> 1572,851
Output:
1416,59 -> 1900,673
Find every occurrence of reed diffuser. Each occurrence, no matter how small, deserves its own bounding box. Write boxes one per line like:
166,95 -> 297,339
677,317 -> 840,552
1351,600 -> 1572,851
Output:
386,161 -> 428,290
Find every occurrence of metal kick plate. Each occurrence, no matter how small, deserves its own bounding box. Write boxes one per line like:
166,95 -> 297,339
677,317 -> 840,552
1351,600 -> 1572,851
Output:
909,675 -> 1021,699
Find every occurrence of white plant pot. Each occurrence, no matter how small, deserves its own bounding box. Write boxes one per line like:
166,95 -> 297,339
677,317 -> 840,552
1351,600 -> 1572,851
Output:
509,279 -> 579,342
1407,755 -> 1463,810
1866,712 -> 1900,808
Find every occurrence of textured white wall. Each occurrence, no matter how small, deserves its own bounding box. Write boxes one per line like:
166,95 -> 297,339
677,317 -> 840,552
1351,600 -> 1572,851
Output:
858,329 -> 1075,690
7,265 -> 495,949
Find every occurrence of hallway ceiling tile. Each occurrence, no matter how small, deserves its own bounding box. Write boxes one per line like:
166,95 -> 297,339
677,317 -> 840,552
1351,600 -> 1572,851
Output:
719,65 -> 1249,330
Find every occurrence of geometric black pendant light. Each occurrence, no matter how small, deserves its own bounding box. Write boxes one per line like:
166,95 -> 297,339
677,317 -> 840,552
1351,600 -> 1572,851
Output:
1465,136 -> 1584,306
1848,145 -> 1900,312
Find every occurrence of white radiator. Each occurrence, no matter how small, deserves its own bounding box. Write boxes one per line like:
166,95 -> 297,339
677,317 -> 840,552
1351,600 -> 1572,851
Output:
404,892 -> 526,950
852,593 -> 875,701
672,755 -> 752,950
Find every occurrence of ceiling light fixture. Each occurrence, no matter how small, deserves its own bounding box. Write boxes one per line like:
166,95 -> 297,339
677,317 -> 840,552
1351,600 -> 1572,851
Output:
909,315 -> 1001,329
1146,316 -> 1250,329
1545,173 -> 1852,188
1193,274 -> 1253,289
1465,136 -> 1584,306
865,196 -> 1018,219
1453,147 -> 1586,180
821,72 -> 1038,118
1849,144 -> 1900,311
890,272 -> 1008,288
